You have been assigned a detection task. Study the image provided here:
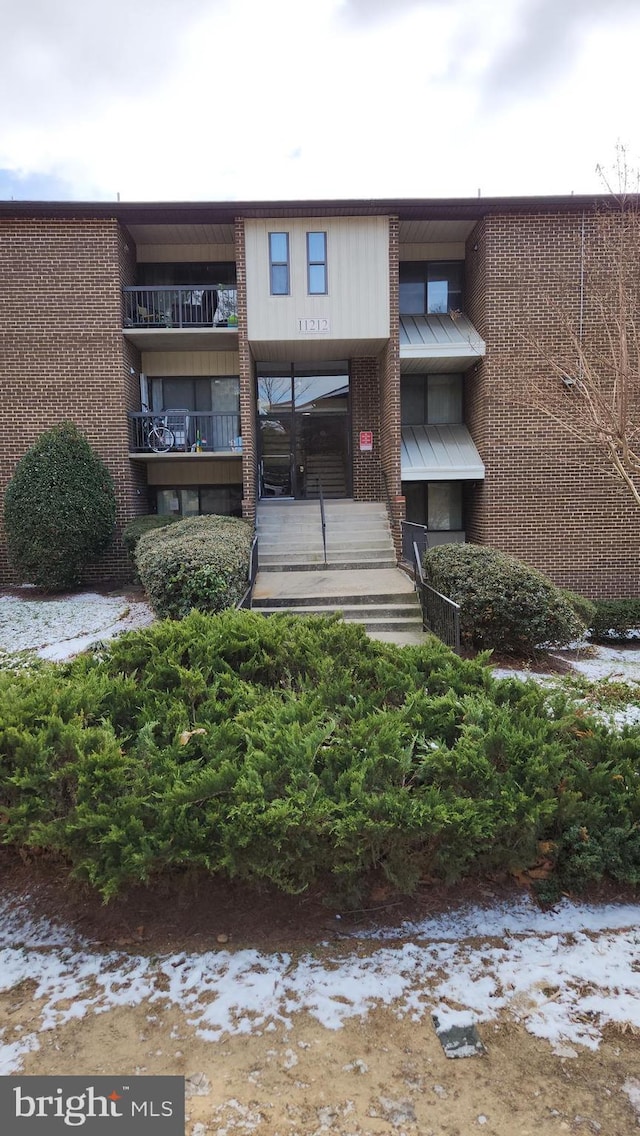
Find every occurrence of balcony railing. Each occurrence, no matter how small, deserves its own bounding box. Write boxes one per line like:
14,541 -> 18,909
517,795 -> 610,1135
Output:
129,411 -> 242,454
123,286 -> 238,329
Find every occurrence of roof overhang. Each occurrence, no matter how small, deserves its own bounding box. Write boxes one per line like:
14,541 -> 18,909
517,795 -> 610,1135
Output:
0,193 -> 632,225
400,314 -> 486,373
401,424 -> 485,481
248,337 -> 388,363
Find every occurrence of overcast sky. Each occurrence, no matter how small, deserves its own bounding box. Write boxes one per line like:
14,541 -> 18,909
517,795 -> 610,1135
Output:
1,0 -> 639,202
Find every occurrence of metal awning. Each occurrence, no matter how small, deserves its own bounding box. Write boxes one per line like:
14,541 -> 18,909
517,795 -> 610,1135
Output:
399,314 -> 486,372
401,424 -> 485,481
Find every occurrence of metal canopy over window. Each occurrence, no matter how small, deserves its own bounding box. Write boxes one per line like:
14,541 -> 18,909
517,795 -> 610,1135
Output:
401,424 -> 485,481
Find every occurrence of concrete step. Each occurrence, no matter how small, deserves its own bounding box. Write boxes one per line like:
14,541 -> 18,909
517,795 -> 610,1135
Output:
253,591 -> 418,609
254,603 -> 421,620
258,538 -> 394,553
256,611 -> 423,632
258,558 -> 398,572
259,548 -> 395,565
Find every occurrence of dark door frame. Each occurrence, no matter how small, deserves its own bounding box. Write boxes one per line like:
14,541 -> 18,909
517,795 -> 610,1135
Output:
256,362 -> 352,500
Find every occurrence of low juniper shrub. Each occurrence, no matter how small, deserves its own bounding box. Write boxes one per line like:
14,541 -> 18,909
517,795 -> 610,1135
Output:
1,610 -> 639,902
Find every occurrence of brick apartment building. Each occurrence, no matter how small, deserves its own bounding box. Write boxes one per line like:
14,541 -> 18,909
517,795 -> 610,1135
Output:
0,195 -> 637,597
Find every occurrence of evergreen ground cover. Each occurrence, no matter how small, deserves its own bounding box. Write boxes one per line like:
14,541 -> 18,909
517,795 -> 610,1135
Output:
1,610 -> 639,903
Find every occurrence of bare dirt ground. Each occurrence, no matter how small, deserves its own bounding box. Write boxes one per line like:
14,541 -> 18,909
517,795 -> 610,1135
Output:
2,855 -> 639,1135
11,996 -> 639,1136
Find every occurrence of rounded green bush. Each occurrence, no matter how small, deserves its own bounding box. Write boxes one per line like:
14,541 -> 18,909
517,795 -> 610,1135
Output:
591,598 -> 640,642
3,422 -> 116,591
122,514 -> 180,580
423,543 -> 584,654
135,514 -> 253,618
558,588 -> 597,629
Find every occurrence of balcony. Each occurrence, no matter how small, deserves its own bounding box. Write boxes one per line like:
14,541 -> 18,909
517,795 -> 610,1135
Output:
123,286 -> 238,348
129,411 -> 242,458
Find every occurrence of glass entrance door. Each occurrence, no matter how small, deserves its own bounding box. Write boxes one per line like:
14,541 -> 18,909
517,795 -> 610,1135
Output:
257,364 -> 350,499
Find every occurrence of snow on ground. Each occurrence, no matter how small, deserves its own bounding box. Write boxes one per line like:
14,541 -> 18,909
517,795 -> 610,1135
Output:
2,893 -> 640,1075
492,644 -> 640,729
0,591 -> 155,663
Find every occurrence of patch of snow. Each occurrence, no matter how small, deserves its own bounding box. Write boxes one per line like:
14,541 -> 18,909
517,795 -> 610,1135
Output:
554,644 -> 640,684
0,591 -> 154,662
2,894 -> 640,1073
623,1078 -> 640,1119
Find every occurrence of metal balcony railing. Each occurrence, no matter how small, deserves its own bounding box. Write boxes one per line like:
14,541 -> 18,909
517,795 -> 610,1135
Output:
128,411 -> 242,454
123,286 -> 238,329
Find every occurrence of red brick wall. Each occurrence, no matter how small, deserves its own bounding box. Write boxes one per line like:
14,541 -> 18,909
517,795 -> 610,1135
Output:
0,217 -> 142,584
464,212 -> 640,598
351,357 -> 382,501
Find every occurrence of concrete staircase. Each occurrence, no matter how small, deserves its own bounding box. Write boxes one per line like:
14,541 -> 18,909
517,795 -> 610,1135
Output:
252,500 -> 425,643
256,499 -> 396,571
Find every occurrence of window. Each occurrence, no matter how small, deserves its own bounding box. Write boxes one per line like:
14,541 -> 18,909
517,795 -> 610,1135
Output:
269,232 -> 290,295
401,374 -> 463,426
137,262 -> 236,287
147,376 -> 240,452
307,231 -> 327,294
155,485 -> 242,517
399,262 -> 463,315
402,482 -> 463,531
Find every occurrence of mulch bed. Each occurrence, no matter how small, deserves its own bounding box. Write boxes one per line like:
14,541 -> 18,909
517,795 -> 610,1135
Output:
1,849 -> 636,956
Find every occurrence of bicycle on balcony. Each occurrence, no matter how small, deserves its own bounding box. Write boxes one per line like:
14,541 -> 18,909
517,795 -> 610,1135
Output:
144,416 -> 175,453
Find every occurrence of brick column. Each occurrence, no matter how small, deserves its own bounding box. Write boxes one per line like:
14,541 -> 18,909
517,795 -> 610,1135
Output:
380,216 -> 403,557
234,218 -> 257,525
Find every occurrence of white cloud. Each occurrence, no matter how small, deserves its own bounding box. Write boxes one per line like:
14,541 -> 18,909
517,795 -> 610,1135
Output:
1,0 -> 640,200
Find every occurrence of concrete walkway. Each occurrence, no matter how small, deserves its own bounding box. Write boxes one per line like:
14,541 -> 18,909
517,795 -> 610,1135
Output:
252,567 -> 415,603
252,567 -> 427,646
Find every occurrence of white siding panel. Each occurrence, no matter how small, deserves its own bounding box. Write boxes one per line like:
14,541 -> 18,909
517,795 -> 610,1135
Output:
245,217 -> 390,343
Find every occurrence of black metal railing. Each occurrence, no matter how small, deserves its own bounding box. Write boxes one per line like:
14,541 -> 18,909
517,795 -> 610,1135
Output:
402,520 -> 429,565
123,286 -> 238,329
128,411 -> 241,454
401,521 -> 466,564
413,541 -> 461,653
317,478 -> 328,566
237,532 -> 259,610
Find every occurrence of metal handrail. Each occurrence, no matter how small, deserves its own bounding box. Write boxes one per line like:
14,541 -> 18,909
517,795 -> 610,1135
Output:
236,532 -> 259,610
317,478 -> 328,566
381,466 -> 394,526
413,541 -> 462,653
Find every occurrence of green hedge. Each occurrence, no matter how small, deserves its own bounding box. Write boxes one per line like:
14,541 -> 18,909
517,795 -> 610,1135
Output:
591,599 -> 640,642
3,422 -> 115,591
558,589 -> 598,629
423,543 -> 584,654
135,514 -> 253,618
122,515 -> 180,581
1,610 -> 639,902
